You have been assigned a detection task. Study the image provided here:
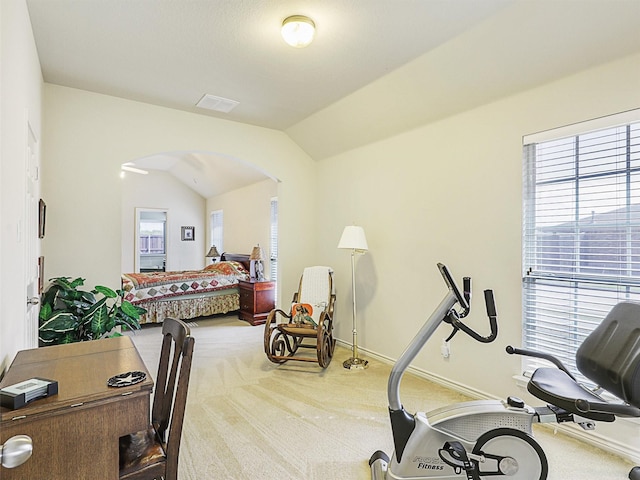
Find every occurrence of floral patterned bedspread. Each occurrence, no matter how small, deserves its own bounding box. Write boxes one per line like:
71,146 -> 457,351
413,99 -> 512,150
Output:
122,261 -> 249,305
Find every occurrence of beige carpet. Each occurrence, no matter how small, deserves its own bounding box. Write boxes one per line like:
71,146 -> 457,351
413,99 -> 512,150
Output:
127,315 -> 636,479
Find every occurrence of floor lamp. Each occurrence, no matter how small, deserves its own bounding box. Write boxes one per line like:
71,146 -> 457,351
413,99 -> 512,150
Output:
338,225 -> 369,370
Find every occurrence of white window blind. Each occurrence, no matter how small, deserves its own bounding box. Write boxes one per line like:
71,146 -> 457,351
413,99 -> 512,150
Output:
523,118 -> 640,380
210,210 -> 223,253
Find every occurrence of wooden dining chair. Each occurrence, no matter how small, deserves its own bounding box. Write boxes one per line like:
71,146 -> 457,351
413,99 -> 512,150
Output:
119,318 -> 195,480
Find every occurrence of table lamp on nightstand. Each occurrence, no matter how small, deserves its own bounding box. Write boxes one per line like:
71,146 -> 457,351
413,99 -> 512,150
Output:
206,245 -> 220,264
250,244 -> 265,281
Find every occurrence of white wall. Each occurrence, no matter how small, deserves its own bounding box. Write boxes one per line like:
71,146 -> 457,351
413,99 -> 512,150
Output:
41,84 -> 316,307
0,0 -> 43,367
121,170 -> 206,273
6,2 -> 640,460
206,178 -> 277,274
317,52 -> 640,458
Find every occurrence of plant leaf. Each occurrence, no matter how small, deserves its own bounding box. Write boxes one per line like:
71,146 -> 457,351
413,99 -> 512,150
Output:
39,329 -> 63,341
78,290 -> 97,304
59,332 -> 78,344
90,303 -> 109,337
69,277 -> 86,289
39,311 -> 78,332
116,314 -> 140,331
95,285 -> 117,298
39,303 -> 53,322
120,300 -> 141,318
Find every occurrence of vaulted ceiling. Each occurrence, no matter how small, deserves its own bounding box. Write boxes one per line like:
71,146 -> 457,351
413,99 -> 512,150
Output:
27,0 -> 640,196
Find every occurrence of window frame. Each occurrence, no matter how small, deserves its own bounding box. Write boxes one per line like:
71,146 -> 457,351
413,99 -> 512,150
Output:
522,110 -> 640,380
210,209 -> 223,254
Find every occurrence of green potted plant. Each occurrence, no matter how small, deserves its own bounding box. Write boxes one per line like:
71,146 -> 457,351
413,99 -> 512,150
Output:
38,277 -> 146,346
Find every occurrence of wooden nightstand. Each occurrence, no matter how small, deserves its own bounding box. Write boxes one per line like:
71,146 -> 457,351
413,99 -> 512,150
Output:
238,279 -> 275,326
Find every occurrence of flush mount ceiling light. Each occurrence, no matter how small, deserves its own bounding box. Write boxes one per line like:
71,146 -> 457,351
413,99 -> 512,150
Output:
281,15 -> 315,48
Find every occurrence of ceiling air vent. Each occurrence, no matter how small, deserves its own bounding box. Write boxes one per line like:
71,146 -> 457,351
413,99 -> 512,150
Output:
196,94 -> 239,113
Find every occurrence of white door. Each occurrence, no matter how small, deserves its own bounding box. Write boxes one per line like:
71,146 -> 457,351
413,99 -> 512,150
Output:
25,121 -> 40,348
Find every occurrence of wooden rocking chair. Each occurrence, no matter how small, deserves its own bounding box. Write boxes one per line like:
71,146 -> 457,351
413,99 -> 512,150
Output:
264,266 -> 336,368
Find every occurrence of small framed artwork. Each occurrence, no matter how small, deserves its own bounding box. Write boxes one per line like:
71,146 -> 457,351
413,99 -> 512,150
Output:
38,199 -> 46,238
181,226 -> 195,241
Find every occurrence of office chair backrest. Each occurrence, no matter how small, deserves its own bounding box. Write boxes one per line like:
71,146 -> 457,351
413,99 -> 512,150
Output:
576,302 -> 640,408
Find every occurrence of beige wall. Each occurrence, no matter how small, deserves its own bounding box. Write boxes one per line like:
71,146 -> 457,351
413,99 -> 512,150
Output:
323,52 -> 640,394
206,178 -> 278,274
317,52 -> 640,457
41,85 -> 317,307
3,0 -> 640,461
121,170 -> 207,273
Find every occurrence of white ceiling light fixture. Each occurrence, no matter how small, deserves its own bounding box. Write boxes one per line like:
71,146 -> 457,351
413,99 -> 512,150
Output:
281,15 -> 315,48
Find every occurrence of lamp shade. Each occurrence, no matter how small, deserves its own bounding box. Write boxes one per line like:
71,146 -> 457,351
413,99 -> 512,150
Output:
337,226 -> 368,252
250,245 -> 265,260
206,245 -> 220,258
281,15 -> 315,48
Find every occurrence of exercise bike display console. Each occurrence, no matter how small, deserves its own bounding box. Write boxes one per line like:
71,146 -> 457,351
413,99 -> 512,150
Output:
370,263 -> 640,480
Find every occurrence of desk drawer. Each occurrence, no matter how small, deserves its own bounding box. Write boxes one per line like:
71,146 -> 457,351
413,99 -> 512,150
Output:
1,390 -> 150,479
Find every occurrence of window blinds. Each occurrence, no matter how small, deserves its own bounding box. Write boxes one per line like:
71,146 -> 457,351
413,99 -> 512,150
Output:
522,120 -> 640,379
210,210 -> 223,253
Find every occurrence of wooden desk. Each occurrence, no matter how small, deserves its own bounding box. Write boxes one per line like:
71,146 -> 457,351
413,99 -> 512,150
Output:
0,336 -> 153,479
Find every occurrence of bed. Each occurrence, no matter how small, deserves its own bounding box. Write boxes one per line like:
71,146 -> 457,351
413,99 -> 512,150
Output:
121,253 -> 251,324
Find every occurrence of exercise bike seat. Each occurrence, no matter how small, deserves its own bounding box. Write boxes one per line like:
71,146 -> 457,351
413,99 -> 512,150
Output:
576,302 -> 640,408
528,367 -> 616,422
529,302 -> 640,421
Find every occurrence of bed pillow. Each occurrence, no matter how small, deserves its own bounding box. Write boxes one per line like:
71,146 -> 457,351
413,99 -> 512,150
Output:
204,261 -> 249,276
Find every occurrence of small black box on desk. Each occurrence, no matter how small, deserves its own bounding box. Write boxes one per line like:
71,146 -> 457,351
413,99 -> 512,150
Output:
0,378 -> 58,410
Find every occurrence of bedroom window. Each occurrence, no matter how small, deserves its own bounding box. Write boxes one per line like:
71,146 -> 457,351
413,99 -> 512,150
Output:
210,209 -> 223,253
522,111 -> 640,381
139,221 -> 165,254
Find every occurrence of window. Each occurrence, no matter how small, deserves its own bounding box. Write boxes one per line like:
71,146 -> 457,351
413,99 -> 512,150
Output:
523,113 -> 640,380
139,221 -> 166,254
210,209 -> 223,253
136,209 -> 167,272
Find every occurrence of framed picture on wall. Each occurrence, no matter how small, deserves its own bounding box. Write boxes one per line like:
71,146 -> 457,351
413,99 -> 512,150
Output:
181,226 -> 195,241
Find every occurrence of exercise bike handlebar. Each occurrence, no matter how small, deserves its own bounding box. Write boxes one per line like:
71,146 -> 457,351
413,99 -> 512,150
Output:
388,264 -> 498,411
447,290 -> 498,343
505,345 -> 576,381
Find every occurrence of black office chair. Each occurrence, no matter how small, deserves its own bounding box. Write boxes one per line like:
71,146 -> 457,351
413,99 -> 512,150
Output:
119,318 -> 195,480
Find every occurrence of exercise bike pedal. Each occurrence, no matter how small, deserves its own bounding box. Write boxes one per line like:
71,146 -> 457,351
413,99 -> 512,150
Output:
438,441 -> 480,480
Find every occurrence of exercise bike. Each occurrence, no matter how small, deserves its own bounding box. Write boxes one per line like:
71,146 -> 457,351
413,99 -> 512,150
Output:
370,263 -> 640,480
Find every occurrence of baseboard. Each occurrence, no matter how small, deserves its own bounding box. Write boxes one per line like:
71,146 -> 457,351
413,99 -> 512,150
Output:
338,339 -> 640,464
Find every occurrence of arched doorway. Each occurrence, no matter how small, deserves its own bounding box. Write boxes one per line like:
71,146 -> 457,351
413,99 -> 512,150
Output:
120,151 -> 279,275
